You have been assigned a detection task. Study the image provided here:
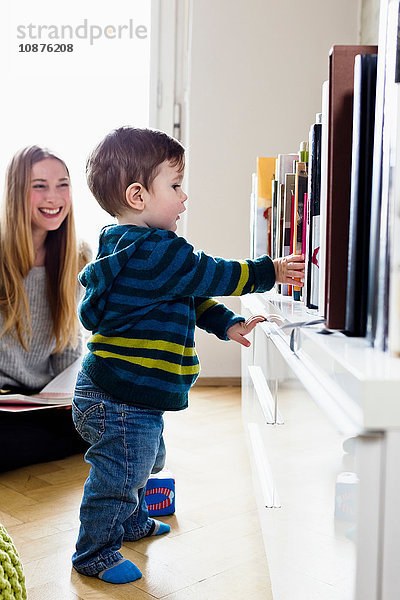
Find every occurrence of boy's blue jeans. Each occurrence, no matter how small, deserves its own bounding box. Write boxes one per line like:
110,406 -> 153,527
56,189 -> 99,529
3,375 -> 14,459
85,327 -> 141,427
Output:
71,371 -> 166,576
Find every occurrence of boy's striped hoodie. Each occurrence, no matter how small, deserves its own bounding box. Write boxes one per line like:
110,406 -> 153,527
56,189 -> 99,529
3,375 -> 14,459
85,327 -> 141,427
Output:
78,225 -> 276,411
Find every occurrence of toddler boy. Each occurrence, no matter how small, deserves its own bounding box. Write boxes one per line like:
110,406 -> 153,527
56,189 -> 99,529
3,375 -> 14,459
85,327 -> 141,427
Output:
72,127 -> 304,584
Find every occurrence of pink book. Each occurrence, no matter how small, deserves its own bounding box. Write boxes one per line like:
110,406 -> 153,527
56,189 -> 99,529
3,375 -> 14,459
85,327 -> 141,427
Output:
302,192 -> 308,255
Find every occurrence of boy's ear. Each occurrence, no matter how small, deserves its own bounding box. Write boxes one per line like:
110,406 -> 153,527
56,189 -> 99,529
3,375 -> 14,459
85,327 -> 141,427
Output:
125,183 -> 146,211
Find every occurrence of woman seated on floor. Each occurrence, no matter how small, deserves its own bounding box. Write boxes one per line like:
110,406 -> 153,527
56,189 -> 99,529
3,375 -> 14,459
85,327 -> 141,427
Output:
0,145 -> 91,471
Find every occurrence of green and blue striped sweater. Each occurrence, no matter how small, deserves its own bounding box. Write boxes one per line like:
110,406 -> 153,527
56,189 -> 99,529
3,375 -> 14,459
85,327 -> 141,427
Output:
78,225 -> 276,411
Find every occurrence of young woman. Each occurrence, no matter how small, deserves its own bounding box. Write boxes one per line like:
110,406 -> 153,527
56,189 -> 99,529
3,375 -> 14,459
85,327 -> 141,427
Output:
0,145 -> 90,471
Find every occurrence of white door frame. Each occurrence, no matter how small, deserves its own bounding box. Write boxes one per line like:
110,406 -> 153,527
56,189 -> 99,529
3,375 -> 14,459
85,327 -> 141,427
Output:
149,0 -> 192,144
149,0 -> 192,236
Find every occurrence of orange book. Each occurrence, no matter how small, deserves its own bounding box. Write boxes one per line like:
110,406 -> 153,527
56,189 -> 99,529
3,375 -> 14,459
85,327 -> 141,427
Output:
255,157 -> 276,256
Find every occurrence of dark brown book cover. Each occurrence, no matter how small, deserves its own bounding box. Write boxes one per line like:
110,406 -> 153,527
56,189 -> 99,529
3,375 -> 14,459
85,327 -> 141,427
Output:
324,45 -> 378,329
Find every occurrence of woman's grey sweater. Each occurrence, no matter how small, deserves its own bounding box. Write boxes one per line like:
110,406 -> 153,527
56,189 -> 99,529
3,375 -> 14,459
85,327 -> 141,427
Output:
0,267 -> 82,391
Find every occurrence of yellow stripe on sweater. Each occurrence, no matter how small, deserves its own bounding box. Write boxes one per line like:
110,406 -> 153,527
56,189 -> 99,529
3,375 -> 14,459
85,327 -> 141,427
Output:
195,299 -> 218,319
90,334 -> 196,357
92,350 -> 200,375
231,261 -> 250,296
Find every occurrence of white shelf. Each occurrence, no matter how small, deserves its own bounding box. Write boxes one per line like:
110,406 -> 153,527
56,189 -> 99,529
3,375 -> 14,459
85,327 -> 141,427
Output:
241,292 -> 400,600
242,291 -> 400,431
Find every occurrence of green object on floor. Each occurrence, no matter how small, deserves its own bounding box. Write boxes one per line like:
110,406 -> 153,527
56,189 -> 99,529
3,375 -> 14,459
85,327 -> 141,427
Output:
0,524 -> 27,600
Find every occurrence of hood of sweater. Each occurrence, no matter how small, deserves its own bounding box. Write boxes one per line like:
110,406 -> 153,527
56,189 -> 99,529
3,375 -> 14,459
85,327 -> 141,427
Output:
78,224 -> 160,332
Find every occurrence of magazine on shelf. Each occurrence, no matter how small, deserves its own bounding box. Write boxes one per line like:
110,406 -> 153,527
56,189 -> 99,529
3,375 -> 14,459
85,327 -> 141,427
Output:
0,358 -> 81,412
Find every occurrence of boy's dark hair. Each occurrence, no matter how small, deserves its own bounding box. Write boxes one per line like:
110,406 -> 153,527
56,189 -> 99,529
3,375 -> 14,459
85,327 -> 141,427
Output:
86,127 -> 185,217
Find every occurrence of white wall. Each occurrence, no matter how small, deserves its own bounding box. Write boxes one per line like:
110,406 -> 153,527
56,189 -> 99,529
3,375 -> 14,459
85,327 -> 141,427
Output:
186,0 -> 361,378
360,0 -> 380,43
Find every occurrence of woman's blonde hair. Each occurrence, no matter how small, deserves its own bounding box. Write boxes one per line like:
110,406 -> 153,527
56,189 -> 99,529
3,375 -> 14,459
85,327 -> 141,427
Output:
0,145 -> 89,352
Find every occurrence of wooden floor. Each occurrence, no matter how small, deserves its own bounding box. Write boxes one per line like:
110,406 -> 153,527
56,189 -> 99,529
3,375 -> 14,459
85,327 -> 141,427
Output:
0,386 -> 272,600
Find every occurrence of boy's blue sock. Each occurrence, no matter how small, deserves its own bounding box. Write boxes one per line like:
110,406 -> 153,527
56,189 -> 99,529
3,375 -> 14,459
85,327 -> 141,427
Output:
98,559 -> 142,584
146,519 -> 170,537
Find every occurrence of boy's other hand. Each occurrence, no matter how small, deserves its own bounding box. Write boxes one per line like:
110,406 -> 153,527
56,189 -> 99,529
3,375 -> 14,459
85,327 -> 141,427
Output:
227,315 -> 266,347
273,254 -> 305,286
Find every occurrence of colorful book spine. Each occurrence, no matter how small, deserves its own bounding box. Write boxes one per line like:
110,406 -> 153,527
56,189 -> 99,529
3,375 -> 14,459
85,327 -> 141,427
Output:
254,157 -> 276,258
302,193 -> 308,255
250,172 -> 257,259
290,191 -> 295,255
300,141 -> 309,164
319,80 -> 329,318
283,173 -> 296,296
305,116 -> 322,310
271,176 -> 278,260
276,154 -> 297,295
276,154 -> 298,260
293,161 -> 308,300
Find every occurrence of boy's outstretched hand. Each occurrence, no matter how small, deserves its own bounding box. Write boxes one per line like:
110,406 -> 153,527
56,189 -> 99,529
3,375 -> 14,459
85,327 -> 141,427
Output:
227,315 -> 266,348
273,253 -> 305,286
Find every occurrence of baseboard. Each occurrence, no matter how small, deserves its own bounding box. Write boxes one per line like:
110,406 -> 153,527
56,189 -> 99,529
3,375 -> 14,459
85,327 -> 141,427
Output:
194,377 -> 241,387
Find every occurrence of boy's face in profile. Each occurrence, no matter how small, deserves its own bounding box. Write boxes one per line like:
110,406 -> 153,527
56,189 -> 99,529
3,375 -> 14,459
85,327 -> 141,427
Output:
144,161 -> 187,232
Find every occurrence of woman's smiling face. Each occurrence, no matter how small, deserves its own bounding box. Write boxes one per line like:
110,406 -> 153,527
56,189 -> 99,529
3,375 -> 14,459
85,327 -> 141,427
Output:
29,158 -> 72,235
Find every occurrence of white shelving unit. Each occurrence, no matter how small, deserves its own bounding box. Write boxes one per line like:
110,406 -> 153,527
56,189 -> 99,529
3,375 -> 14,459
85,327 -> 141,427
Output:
241,291 -> 400,600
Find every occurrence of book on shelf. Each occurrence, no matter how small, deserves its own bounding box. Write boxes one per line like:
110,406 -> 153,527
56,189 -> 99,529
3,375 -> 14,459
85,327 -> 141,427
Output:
324,44 -> 378,330
0,358 -> 81,412
251,157 -> 276,258
271,176 -> 279,260
275,153 -> 298,294
277,155 -> 298,252
299,140 -> 309,163
283,172 -> 296,296
367,0 -> 390,347
299,142 -> 309,302
318,80 -> 329,318
293,161 -> 308,301
250,172 -> 257,259
305,115 -> 322,310
345,53 -> 378,336
385,0 -> 400,356
278,182 -> 285,270
370,2 -> 394,351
